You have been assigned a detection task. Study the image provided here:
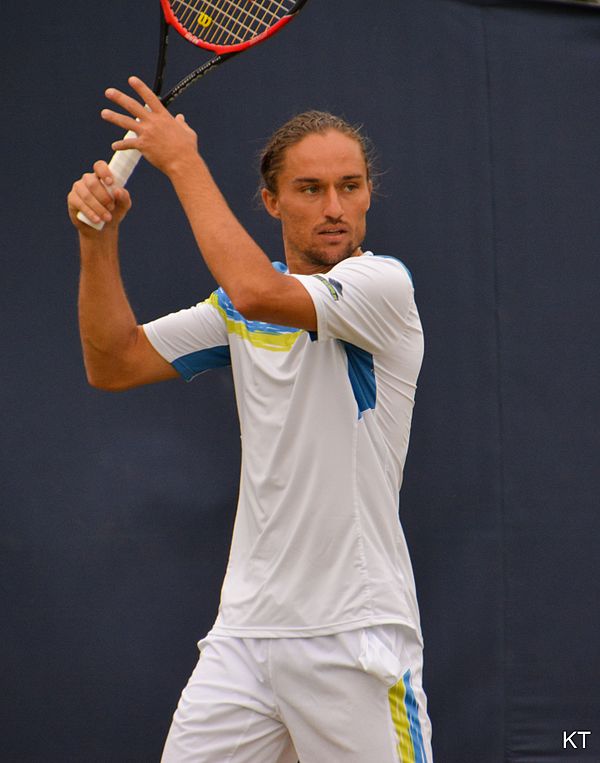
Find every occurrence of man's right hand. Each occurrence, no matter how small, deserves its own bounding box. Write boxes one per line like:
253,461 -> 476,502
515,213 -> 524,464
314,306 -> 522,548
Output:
67,160 -> 132,233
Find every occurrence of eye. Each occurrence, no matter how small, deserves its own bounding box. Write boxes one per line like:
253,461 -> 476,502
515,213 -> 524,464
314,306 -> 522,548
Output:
342,182 -> 360,192
301,185 -> 320,195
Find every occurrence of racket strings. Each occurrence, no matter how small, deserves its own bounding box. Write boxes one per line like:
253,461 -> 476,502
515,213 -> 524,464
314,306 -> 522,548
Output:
198,0 -> 254,43
170,0 -> 295,46
175,0 -> 286,36
174,0 -> 247,43
203,0 -> 273,46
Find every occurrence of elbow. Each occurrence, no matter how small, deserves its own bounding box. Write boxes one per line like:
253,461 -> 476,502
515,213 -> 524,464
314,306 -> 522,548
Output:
229,285 -> 269,322
226,268 -> 287,322
233,297 -> 261,322
84,365 -> 131,393
82,339 -> 139,392
86,376 -> 126,393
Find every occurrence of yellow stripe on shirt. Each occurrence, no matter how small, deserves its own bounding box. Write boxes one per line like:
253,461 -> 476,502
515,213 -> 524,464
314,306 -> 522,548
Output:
208,292 -> 303,352
389,678 -> 416,762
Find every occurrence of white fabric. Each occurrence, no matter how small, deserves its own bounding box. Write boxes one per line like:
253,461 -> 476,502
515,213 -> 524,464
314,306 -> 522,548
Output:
143,252 -> 424,639
161,625 -> 432,763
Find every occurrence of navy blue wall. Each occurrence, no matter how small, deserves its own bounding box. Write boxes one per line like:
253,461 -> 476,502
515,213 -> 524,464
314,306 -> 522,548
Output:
2,1 -> 599,760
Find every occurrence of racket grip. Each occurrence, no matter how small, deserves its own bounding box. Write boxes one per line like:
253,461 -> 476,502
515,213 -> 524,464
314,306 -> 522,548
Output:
76,129 -> 142,231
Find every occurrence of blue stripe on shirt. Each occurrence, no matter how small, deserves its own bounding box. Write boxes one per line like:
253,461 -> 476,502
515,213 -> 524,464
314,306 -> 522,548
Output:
172,345 -> 231,381
342,342 -> 377,418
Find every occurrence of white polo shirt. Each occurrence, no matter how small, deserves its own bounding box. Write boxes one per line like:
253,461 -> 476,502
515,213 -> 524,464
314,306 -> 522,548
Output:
143,252 -> 424,639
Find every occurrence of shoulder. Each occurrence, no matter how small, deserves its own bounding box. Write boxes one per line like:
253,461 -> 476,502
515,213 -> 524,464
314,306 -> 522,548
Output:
323,253 -> 415,303
328,252 -> 413,284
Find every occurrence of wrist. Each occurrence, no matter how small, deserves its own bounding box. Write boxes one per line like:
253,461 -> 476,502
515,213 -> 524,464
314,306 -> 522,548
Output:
166,150 -> 207,184
78,228 -> 120,257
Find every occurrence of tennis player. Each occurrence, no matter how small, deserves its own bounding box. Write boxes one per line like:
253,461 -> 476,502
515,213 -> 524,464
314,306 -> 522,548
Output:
67,76 -> 433,763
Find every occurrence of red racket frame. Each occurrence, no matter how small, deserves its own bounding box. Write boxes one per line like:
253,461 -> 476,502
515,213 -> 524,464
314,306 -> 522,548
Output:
159,0 -> 295,55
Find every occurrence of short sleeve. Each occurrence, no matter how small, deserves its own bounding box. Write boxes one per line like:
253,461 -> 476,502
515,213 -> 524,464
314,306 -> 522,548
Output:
290,254 -> 416,354
143,292 -> 231,381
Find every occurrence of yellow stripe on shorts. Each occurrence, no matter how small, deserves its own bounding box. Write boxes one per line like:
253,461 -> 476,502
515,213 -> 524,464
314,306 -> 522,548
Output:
388,677 -> 416,763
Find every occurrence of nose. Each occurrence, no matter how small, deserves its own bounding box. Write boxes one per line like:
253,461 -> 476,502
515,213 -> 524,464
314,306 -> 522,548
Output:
323,188 -> 343,219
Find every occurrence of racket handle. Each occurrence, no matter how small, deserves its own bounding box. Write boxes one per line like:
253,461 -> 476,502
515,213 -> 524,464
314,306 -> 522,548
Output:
76,129 -> 142,231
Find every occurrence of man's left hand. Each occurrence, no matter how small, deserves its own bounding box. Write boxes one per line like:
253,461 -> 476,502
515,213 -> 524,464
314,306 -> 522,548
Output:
101,76 -> 198,177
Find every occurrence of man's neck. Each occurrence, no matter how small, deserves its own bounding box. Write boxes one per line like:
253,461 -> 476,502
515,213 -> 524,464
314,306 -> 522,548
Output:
285,247 -> 364,275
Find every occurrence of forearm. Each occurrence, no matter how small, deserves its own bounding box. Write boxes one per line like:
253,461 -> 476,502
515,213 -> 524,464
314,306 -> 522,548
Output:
97,77 -> 315,328
168,153 -> 278,315
78,231 -> 139,388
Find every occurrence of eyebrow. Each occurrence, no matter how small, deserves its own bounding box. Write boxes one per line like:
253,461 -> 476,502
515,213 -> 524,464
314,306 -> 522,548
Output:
292,174 -> 365,184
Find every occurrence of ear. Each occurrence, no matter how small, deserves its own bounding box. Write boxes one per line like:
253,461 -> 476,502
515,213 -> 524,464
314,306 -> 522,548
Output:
261,187 -> 281,220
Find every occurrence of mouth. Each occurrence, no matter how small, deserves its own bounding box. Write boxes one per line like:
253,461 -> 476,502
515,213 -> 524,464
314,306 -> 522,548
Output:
317,227 -> 349,240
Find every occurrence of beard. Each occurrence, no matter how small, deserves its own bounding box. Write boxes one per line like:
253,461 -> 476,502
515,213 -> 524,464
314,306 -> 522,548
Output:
299,234 -> 364,271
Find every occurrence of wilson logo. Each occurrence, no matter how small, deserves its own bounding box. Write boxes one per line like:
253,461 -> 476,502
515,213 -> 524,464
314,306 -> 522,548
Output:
196,12 -> 213,28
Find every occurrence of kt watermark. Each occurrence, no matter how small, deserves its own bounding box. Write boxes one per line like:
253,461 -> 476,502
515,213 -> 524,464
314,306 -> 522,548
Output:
563,731 -> 591,750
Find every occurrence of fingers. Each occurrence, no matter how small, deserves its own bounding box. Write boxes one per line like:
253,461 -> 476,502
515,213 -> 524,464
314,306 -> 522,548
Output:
102,77 -> 166,152
104,85 -> 147,120
103,76 -> 163,119
68,163 -> 118,227
69,79 -> 153,231
91,75 -> 197,183
93,160 -> 115,187
127,76 -> 163,111
101,107 -> 140,137
73,175 -> 114,225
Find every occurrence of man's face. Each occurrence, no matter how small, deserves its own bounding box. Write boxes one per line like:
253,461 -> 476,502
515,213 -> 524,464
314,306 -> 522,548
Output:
261,130 -> 372,274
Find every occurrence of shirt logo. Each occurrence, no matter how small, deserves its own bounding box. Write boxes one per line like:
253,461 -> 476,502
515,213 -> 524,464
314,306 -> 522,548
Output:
313,275 -> 344,301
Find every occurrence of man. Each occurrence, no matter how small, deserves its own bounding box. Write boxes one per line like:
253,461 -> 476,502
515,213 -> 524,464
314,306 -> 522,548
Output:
68,76 -> 433,763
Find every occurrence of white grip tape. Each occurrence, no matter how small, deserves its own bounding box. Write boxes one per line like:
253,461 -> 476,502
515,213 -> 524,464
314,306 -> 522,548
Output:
76,129 -> 142,231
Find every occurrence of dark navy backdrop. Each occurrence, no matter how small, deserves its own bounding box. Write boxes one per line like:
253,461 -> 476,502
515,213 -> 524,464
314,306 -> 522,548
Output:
2,1 -> 599,760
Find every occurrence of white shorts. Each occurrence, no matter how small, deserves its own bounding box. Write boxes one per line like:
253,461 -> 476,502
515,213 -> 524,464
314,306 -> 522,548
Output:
161,625 -> 433,763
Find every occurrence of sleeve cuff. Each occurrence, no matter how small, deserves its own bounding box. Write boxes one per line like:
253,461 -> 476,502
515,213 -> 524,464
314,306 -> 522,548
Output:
289,273 -> 332,342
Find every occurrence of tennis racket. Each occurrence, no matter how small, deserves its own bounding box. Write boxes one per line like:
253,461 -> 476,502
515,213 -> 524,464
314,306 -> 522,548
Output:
78,0 -> 310,230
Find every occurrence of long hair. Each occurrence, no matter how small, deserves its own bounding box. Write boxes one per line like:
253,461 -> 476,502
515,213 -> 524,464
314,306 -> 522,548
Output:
259,111 -> 376,194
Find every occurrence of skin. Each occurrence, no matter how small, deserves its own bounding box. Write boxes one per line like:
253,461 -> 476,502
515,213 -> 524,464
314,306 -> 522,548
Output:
260,131 -> 372,274
67,77 -> 372,390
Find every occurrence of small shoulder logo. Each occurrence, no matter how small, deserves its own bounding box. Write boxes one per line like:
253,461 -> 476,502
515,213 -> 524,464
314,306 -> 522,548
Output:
328,278 -> 343,297
313,274 -> 343,301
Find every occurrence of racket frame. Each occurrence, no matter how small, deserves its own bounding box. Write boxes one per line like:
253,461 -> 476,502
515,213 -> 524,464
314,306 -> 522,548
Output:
159,0 -> 304,55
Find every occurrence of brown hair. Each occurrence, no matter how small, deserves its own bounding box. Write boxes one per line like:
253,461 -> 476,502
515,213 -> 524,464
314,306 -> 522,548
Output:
259,110 -> 376,194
